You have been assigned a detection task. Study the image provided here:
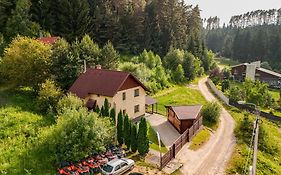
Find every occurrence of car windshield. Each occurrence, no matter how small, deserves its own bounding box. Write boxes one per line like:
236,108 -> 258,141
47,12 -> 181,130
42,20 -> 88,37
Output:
103,164 -> 113,173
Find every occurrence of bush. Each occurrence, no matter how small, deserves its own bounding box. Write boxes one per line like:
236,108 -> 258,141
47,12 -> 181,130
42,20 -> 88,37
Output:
137,118 -> 149,155
37,79 -> 62,113
221,79 -> 230,92
102,98 -> 110,117
1,36 -> 52,89
45,107 -> 115,162
56,93 -> 84,115
109,108 -> 116,123
202,102 -> 221,126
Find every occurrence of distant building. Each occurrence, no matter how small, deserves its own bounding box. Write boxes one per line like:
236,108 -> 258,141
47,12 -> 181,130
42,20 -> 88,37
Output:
69,66 -> 149,120
37,37 -> 59,45
231,61 -> 281,88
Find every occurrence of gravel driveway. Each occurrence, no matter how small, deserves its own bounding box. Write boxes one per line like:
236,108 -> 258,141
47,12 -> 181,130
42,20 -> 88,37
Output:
176,78 -> 236,175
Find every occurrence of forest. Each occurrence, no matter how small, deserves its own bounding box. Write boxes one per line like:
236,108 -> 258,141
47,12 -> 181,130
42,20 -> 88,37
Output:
206,8 -> 281,72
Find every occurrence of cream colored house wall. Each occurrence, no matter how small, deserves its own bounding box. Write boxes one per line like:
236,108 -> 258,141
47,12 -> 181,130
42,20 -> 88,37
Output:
85,86 -> 146,120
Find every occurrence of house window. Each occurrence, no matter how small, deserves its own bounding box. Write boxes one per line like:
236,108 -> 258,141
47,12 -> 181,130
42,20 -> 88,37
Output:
134,105 -> 140,113
122,92 -> 126,100
134,89 -> 139,97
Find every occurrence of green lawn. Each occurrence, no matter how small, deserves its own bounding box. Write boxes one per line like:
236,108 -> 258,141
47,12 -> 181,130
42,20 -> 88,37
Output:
226,106 -> 281,175
147,123 -> 168,153
153,86 -> 207,116
189,128 -> 211,151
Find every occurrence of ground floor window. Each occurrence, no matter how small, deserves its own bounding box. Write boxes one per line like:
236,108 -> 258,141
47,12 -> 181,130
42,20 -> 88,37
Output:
134,105 -> 140,113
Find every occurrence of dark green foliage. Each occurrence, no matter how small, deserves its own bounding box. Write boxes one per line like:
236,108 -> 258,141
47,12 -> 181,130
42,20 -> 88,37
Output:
103,98 -> 110,117
221,79 -> 230,92
130,123 -> 138,152
109,108 -> 116,123
137,117 -> 149,155
123,115 -> 131,148
5,0 -> 41,39
235,113 -> 253,144
100,106 -> 104,116
202,102 -> 221,127
100,41 -> 119,69
172,64 -> 186,84
206,9 -> 281,71
50,38 -> 80,90
117,111 -> 124,146
95,105 -> 100,114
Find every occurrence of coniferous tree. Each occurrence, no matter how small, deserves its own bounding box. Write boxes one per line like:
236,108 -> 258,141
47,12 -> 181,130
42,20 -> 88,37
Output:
5,0 -> 41,39
100,41 -> 119,69
109,108 -> 116,124
117,111 -> 124,146
103,98 -> 110,117
95,105 -> 100,114
137,117 -> 149,155
123,115 -> 131,148
130,123 -> 138,152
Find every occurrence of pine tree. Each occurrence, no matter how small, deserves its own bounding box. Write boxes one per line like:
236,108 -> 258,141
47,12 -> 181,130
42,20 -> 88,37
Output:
100,41 -> 119,70
103,98 -> 110,117
100,106 -> 104,116
130,123 -> 138,152
109,108 -> 116,124
5,0 -> 41,39
117,111 -> 124,146
95,105 -> 100,114
123,115 -> 131,148
172,64 -> 185,84
137,117 -> 149,155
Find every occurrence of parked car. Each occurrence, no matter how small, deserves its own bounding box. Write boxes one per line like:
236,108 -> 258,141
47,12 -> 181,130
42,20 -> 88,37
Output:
101,158 -> 135,175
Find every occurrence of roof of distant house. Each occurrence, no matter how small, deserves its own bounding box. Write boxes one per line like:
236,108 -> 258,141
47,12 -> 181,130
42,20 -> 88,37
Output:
69,68 -> 149,98
231,63 -> 248,68
166,105 -> 203,120
257,67 -> 281,78
37,37 -> 59,45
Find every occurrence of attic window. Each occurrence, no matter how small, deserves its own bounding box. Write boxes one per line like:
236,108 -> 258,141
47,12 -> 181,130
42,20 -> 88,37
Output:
134,89 -> 139,97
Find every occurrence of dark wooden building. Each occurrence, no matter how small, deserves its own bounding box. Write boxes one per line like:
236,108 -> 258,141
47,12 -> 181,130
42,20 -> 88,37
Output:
166,105 -> 203,134
231,62 -> 281,88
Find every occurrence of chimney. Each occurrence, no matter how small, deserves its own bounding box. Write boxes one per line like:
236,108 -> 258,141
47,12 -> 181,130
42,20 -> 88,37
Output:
96,64 -> 102,70
83,60 -> 87,73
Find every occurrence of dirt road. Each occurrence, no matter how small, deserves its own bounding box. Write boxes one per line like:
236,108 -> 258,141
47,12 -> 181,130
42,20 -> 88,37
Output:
176,78 -> 236,175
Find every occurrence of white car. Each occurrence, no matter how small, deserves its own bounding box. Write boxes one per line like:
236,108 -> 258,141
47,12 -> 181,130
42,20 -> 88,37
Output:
101,158 -> 135,175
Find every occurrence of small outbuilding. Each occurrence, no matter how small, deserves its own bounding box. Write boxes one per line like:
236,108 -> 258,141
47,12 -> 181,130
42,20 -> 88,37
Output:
166,105 -> 203,134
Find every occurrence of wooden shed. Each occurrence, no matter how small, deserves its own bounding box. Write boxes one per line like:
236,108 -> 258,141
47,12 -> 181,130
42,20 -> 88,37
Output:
166,105 -> 203,134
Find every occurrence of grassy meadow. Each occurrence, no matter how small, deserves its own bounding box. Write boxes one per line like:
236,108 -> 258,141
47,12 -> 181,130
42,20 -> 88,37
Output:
153,86 -> 207,116
226,106 -> 281,175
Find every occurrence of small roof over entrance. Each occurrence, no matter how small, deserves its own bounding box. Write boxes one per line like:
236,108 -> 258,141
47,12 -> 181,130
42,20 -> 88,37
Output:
145,96 -> 158,105
166,105 -> 202,120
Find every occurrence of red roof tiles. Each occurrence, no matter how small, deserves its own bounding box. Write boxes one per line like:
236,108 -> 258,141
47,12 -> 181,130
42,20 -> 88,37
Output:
37,37 -> 59,45
69,68 -> 148,98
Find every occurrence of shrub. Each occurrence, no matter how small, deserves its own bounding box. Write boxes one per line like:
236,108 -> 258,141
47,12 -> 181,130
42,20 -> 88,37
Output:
56,93 -> 84,115
221,79 -> 230,92
137,118 -> 149,155
37,79 -> 62,113
172,64 -> 186,84
202,102 -> 221,126
45,108 -> 115,162
1,36 -> 52,89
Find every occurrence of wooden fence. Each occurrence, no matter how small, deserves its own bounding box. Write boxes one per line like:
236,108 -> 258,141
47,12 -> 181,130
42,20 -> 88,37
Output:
160,117 -> 203,169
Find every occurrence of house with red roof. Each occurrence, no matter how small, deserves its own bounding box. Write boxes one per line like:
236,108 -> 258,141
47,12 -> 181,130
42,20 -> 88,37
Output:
37,37 -> 59,45
69,66 -> 149,120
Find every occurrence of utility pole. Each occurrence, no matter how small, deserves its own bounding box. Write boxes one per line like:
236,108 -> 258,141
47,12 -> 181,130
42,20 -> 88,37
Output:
252,109 -> 260,175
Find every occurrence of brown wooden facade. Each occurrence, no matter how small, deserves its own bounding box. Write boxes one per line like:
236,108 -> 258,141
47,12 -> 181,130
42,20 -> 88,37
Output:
166,106 -> 202,134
